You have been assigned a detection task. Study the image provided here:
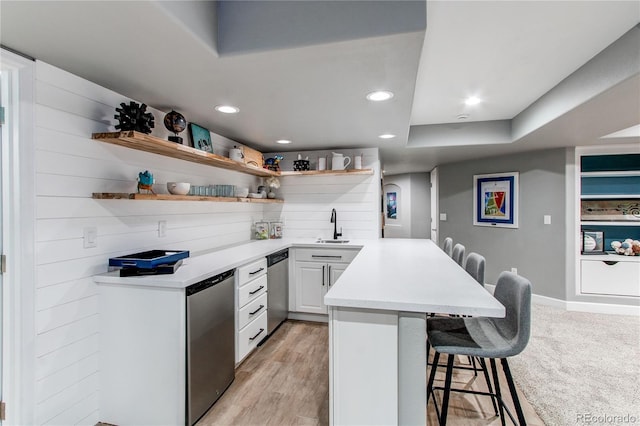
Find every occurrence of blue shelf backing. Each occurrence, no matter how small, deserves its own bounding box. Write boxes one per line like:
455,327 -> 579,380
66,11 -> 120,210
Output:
581,176 -> 640,196
581,225 -> 640,249
581,154 -> 640,172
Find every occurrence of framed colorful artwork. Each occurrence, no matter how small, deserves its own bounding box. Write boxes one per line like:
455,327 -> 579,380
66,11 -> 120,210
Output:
473,172 -> 519,228
188,122 -> 213,153
386,192 -> 397,220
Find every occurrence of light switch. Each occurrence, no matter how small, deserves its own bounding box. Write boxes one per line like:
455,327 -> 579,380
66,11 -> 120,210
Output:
544,215 -> 551,225
83,227 -> 97,248
440,213 -> 447,221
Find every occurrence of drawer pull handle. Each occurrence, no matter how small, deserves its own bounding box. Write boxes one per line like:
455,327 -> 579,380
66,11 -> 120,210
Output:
249,305 -> 265,315
249,285 -> 265,295
249,267 -> 265,275
603,261 -> 619,266
311,255 -> 342,259
249,328 -> 265,341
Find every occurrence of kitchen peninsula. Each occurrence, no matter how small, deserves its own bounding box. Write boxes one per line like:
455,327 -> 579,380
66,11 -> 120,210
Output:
94,238 -> 504,426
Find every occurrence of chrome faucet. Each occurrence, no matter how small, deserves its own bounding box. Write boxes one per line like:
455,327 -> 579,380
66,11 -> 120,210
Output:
331,208 -> 342,240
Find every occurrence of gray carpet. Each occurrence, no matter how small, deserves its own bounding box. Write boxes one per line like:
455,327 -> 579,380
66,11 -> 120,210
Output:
509,303 -> 640,425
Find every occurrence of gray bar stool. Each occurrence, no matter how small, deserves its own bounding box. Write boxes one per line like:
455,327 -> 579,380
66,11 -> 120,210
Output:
427,271 -> 532,425
464,252 -> 485,286
451,243 -> 465,266
442,237 -> 453,257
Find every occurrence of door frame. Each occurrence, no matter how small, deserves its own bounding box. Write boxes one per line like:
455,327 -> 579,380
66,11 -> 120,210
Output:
1,48 -> 37,426
430,167 -> 438,243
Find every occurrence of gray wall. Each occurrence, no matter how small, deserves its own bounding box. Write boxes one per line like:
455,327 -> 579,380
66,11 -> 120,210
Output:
383,173 -> 430,239
410,173 -> 431,238
439,149 -> 566,299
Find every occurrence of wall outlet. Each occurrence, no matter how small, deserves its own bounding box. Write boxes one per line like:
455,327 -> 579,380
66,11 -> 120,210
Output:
440,213 -> 447,221
158,220 -> 167,238
544,215 -> 551,225
83,226 -> 97,248
511,267 -> 518,274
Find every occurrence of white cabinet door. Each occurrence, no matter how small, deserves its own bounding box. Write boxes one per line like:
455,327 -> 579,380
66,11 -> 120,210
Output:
295,261 -> 328,314
328,262 -> 348,288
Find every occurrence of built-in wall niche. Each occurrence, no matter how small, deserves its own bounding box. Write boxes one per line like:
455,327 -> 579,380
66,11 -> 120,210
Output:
578,150 -> 639,299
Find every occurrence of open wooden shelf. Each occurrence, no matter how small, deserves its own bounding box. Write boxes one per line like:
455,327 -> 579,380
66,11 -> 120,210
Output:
279,169 -> 373,177
92,131 -> 279,178
92,193 -> 283,203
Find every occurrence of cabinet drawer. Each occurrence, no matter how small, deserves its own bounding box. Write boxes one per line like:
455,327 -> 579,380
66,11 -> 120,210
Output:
238,292 -> 268,330
238,274 -> 267,307
237,258 -> 267,286
295,248 -> 359,263
237,311 -> 267,362
581,259 -> 640,297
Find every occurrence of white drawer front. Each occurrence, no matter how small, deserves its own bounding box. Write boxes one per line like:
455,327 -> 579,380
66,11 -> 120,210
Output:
238,274 -> 268,307
237,311 -> 267,362
581,259 -> 640,297
238,292 -> 268,330
237,258 -> 267,286
295,248 -> 359,263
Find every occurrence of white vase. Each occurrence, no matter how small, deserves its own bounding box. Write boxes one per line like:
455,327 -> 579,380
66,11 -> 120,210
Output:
267,191 -> 276,199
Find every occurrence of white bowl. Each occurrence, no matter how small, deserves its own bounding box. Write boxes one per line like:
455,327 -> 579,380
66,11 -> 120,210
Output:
167,182 -> 191,195
236,187 -> 249,198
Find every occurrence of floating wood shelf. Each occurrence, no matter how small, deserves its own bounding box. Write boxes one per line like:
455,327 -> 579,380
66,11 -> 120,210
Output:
92,131 -> 279,178
92,193 -> 283,203
279,169 -> 373,177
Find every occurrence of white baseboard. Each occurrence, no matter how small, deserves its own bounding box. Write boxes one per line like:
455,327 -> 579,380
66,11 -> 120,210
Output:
484,284 -> 639,316
287,312 -> 329,323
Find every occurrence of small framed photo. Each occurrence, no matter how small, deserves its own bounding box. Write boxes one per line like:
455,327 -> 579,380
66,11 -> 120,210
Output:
188,123 -> 213,153
255,221 -> 269,240
582,230 -> 605,254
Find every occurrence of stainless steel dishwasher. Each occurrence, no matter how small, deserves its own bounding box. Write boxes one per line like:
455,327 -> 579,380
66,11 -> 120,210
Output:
186,269 -> 235,425
266,249 -> 289,335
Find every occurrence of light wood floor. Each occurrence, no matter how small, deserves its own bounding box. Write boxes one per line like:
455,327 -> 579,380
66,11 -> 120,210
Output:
198,320 -> 544,426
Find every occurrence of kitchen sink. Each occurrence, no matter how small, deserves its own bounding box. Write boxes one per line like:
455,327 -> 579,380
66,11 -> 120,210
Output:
317,239 -> 350,244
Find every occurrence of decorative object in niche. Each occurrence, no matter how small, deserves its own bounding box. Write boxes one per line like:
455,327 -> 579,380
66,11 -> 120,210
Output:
386,192 -> 397,219
581,199 -> 640,222
581,230 -> 605,254
163,110 -> 187,144
115,101 -> 155,134
473,172 -> 519,228
188,123 -> 213,153
611,239 -> 640,256
264,154 -> 283,171
137,170 -> 155,194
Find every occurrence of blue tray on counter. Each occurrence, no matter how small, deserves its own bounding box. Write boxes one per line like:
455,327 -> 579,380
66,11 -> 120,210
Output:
109,250 -> 190,269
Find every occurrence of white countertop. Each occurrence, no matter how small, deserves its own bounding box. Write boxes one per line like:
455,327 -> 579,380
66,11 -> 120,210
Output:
93,238 -> 365,289
94,238 -> 504,317
324,239 -> 505,317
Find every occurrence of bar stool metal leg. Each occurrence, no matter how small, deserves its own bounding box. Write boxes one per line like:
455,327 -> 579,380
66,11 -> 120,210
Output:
502,358 -> 527,426
439,354 -> 456,425
490,358 -> 507,426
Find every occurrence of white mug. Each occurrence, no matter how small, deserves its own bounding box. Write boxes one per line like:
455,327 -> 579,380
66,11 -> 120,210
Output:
354,155 -> 362,169
332,153 -> 351,170
318,157 -> 326,170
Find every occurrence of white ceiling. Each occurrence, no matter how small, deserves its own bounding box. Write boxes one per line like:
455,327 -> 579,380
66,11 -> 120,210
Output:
1,1 -> 639,175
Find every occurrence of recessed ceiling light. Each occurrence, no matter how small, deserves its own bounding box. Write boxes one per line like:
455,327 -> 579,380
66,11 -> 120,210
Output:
378,133 -> 396,139
366,91 -> 394,102
457,113 -> 469,120
276,139 -> 292,144
215,105 -> 240,114
464,96 -> 481,106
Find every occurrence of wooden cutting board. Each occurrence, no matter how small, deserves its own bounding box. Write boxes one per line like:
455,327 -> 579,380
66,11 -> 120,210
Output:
243,146 -> 264,168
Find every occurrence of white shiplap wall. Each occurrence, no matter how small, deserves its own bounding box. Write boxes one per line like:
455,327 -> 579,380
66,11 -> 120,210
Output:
33,61 -> 263,425
263,148 -> 381,239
